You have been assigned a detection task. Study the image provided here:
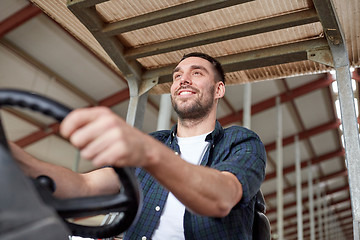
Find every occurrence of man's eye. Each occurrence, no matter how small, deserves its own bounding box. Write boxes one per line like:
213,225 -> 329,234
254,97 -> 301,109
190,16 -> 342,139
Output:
174,74 -> 181,79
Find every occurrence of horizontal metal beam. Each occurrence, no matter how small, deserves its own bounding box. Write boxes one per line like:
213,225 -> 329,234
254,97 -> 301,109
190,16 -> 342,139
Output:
285,199 -> 351,229
14,87 -> 130,147
2,108 -> 47,130
286,209 -> 352,240
102,0 -> 254,35
98,88 -> 129,107
220,38 -> 329,72
125,9 -> 319,59
219,74 -> 333,125
265,148 -> 345,181
144,38 -> 330,84
265,119 -> 341,152
265,168 -> 348,200
0,39 -> 97,106
286,210 -> 352,239
0,4 -> 41,38
268,185 -> 349,215
15,123 -> 60,148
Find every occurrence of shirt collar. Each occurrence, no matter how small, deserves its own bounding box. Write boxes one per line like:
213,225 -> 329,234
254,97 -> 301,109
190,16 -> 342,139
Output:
169,120 -> 224,144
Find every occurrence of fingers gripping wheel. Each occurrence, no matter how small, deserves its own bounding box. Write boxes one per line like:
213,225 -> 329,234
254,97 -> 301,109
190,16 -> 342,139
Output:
0,89 -> 142,238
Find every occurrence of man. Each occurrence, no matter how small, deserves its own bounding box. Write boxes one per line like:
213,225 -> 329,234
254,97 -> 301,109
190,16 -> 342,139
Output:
11,52 -> 266,239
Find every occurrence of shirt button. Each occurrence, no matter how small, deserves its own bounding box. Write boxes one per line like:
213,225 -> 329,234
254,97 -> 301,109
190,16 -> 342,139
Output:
142,236 -> 147,240
175,151 -> 179,155
155,206 -> 161,211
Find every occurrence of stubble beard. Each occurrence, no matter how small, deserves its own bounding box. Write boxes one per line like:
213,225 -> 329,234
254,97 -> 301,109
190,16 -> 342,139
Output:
171,85 -> 215,122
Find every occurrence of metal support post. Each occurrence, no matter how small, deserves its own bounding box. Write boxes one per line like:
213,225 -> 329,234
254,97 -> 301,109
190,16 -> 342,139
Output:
317,182 -> 323,240
126,76 -> 157,129
312,0 -> 360,238
157,93 -> 172,130
295,135 -> 303,240
323,199 -> 329,240
336,66 -> 360,240
126,92 -> 148,129
276,96 -> 284,240
308,162 -> 315,240
243,83 -> 252,129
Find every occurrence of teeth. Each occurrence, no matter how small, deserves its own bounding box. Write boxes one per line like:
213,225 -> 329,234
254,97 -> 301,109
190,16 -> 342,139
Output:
179,91 -> 192,95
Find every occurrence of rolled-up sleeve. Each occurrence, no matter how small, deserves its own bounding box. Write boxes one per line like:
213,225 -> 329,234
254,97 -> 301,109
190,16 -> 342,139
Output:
212,128 -> 266,206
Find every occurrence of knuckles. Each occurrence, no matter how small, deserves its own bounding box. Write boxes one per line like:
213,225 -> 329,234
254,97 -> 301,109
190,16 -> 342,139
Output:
63,106 -> 146,167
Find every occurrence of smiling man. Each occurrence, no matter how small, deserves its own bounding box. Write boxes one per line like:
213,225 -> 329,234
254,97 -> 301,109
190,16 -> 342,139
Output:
11,52 -> 266,240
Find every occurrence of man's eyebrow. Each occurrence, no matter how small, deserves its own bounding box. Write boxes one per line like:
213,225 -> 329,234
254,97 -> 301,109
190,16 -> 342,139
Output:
173,66 -> 180,74
172,65 -> 209,74
191,65 -> 209,73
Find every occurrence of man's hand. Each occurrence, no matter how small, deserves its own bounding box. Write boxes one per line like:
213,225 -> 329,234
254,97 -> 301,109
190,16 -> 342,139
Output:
60,107 -> 152,168
60,106 -> 243,217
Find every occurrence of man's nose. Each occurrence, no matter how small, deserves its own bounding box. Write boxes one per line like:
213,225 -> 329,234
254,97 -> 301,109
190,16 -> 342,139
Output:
180,72 -> 192,85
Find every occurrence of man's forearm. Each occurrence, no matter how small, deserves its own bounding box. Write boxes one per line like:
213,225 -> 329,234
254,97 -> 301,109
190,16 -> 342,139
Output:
9,142 -> 119,198
144,140 -> 242,217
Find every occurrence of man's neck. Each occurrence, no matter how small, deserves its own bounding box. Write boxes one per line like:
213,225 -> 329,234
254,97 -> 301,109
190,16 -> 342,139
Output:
176,114 -> 216,137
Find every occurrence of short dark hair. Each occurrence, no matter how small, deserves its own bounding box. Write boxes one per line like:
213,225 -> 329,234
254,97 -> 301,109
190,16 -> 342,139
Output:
179,52 -> 225,84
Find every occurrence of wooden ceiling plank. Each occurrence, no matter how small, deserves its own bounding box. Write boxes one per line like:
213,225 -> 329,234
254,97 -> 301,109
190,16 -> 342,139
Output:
145,38 -> 330,84
125,9 -> 319,59
101,0 -> 254,36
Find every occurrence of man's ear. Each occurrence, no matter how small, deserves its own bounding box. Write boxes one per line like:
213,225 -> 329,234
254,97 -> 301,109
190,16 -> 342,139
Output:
215,81 -> 225,99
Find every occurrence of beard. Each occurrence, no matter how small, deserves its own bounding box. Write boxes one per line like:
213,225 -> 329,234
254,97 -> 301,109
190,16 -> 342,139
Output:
171,85 -> 215,121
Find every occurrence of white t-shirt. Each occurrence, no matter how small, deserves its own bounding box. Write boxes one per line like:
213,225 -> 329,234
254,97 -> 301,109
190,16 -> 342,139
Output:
152,132 -> 210,240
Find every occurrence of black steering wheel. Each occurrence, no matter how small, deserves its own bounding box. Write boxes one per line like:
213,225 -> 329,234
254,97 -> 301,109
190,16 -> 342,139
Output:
0,89 -> 142,239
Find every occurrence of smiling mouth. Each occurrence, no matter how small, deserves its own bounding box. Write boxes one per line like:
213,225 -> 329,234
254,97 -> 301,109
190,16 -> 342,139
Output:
176,86 -> 197,96
179,91 -> 194,96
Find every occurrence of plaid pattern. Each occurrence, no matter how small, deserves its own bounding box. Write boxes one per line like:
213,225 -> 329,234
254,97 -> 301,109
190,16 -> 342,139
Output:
124,121 -> 266,240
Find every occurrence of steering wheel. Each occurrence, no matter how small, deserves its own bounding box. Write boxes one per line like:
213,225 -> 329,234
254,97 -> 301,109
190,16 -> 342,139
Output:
0,89 -> 142,239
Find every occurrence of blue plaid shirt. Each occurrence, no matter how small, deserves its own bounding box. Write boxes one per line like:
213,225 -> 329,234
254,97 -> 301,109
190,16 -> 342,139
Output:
124,121 -> 266,240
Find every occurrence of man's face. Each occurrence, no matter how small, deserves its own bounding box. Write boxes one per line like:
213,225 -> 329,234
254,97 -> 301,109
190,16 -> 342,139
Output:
170,57 -> 219,120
